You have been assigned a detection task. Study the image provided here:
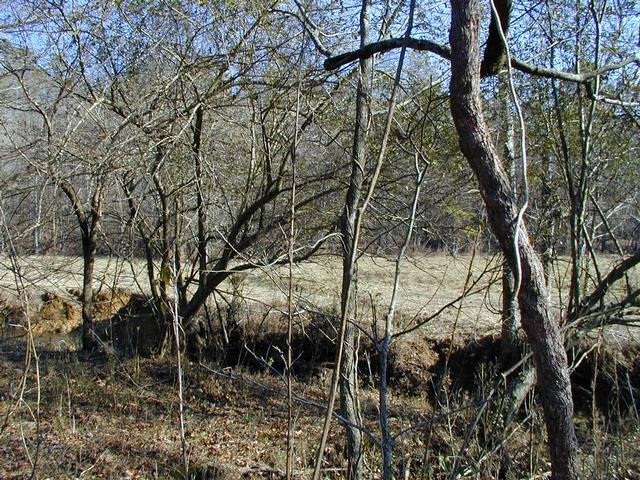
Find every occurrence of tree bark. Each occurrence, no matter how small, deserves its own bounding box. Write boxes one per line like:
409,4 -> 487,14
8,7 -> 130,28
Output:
152,168 -> 172,308
192,105 -> 208,291
122,178 -> 161,301
498,74 -> 521,367
449,2 -> 579,479
80,229 -> 97,351
337,1 -> 373,477
480,0 -> 513,75
60,180 -> 102,352
500,264 -> 520,366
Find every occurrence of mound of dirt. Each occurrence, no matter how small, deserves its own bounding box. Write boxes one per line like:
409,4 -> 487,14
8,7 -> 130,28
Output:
194,305 -> 444,393
0,288 -> 139,338
386,336 -> 441,393
32,292 -> 81,335
69,288 -> 133,322
199,309 -> 342,373
429,334 -> 504,391
31,288 -> 135,337
94,289 -> 131,319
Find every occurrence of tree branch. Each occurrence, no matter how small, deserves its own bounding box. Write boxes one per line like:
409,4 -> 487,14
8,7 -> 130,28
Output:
575,250 -> 640,318
480,0 -> 512,76
324,36 -> 640,84
324,37 -> 451,71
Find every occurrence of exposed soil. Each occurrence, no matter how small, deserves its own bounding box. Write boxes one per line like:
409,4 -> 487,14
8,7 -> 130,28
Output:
3,286 -> 639,417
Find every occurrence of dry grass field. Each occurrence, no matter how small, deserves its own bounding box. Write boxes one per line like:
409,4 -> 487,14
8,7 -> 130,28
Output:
1,252 -> 639,478
0,252 -> 508,343
1,252 -> 638,343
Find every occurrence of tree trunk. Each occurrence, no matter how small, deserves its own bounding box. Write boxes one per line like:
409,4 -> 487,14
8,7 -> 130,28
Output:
153,169 -> 172,308
498,73 -> 521,367
81,230 -> 97,351
449,2 -> 579,479
337,1 -> 373,476
123,179 -> 161,301
192,105 -> 208,292
500,265 -> 520,366
340,319 -> 363,479
480,0 -> 513,75
59,179 -> 102,353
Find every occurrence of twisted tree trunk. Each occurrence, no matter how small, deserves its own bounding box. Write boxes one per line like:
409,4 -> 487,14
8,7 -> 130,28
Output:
449,2 -> 579,478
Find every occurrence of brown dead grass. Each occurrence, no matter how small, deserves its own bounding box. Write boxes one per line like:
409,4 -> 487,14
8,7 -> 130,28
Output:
0,351 -> 368,479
